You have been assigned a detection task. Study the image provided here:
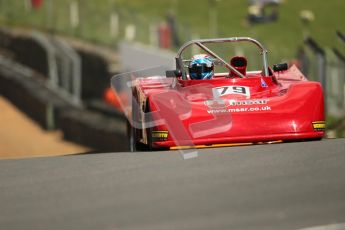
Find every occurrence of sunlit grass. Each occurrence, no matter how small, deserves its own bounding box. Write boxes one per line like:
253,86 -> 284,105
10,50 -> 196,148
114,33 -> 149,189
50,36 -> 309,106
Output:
0,0 -> 344,64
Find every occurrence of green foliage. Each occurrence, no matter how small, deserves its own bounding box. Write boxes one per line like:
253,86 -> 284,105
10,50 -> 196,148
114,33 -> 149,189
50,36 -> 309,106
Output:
0,0 -> 344,64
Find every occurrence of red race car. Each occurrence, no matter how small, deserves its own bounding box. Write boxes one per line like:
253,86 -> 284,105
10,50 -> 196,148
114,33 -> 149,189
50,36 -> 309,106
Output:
111,37 -> 325,151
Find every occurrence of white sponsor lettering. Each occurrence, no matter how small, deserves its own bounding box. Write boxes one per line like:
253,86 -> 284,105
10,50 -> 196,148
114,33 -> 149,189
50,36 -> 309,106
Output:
228,99 -> 268,106
204,99 -> 269,108
207,105 -> 271,114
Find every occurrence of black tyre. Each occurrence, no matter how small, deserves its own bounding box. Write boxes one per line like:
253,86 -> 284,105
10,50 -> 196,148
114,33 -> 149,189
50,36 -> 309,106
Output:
127,119 -> 136,152
127,89 -> 140,152
127,90 -> 151,152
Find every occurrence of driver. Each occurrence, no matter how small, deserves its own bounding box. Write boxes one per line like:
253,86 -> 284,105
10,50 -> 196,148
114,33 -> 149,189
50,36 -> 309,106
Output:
188,54 -> 214,80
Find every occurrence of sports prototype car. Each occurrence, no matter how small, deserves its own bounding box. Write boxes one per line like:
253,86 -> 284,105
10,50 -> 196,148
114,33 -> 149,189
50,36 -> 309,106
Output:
111,37 -> 325,151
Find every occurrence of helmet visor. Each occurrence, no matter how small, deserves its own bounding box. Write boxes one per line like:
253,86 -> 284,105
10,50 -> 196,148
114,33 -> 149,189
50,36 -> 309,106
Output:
189,64 -> 213,79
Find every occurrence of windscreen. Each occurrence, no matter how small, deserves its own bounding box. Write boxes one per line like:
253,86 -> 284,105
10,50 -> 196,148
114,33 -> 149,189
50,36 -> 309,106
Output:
111,66 -> 233,159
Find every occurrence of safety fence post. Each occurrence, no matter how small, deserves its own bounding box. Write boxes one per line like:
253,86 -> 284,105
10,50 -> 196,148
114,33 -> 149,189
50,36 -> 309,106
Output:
31,31 -> 59,89
31,31 -> 82,107
332,31 -> 345,116
304,37 -> 328,115
54,38 -> 82,107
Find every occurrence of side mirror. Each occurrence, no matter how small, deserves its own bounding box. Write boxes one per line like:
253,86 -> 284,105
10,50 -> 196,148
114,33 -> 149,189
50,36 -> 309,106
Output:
273,63 -> 288,72
166,69 -> 182,78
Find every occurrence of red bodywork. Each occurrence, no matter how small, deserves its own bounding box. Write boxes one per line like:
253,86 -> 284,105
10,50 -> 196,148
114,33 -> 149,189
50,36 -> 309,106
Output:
134,65 -> 324,149
113,37 -> 325,150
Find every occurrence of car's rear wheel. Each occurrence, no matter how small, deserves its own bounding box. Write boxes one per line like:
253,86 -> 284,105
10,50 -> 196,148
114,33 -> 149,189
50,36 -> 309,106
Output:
127,123 -> 153,152
128,90 -> 140,152
127,120 -> 136,152
127,90 -> 152,152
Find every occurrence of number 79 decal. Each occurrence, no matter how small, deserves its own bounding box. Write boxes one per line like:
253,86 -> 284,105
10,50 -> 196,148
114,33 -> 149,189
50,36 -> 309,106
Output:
213,86 -> 250,98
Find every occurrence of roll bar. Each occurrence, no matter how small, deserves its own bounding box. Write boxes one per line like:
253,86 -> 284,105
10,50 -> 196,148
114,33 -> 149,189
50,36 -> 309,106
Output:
176,37 -> 269,80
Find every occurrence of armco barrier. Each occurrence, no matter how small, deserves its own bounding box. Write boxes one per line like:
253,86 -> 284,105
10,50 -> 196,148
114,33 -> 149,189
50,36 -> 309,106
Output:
77,49 -> 110,100
10,33 -> 49,79
0,55 -> 127,151
0,28 -> 114,105
59,109 -> 127,151
0,56 -> 69,130
0,28 -> 128,151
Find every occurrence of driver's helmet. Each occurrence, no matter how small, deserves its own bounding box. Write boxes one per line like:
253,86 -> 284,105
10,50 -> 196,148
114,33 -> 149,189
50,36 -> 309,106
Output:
188,54 -> 214,80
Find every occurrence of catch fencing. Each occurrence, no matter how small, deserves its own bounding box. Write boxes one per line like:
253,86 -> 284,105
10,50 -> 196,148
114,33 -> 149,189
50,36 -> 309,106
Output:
1,1 -> 344,118
0,0 -> 187,50
302,34 -> 345,118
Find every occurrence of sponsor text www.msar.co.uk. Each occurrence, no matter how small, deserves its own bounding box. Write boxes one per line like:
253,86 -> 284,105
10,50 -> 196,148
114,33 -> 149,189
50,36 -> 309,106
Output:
207,106 -> 271,114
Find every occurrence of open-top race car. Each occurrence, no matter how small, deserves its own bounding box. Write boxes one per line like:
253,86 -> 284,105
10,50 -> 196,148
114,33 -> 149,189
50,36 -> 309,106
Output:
111,37 -> 325,151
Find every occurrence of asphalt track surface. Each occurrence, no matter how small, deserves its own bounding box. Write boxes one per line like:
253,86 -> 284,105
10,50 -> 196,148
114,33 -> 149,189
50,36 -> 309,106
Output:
0,138 -> 345,230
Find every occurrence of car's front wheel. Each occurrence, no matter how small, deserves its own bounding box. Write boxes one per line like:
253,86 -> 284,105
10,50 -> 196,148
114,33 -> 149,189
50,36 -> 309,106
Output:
127,91 -> 152,152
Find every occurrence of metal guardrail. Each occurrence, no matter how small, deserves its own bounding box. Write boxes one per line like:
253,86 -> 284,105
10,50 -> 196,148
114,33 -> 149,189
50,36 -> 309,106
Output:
31,31 -> 82,107
31,32 -> 59,89
303,35 -> 345,117
54,38 -> 82,106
